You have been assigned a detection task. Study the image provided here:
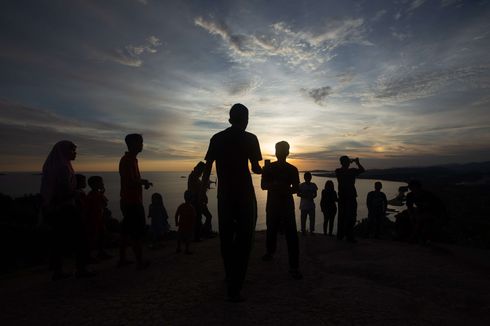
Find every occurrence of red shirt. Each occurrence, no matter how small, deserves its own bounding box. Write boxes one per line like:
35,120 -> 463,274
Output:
119,152 -> 142,205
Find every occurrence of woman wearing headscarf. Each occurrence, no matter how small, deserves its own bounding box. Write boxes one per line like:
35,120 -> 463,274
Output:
40,140 -> 93,280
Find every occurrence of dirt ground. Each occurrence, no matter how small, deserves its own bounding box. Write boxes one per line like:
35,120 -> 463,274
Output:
1,231 -> 489,325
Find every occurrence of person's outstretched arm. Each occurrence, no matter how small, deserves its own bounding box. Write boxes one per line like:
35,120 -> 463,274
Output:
251,160 -> 262,175
202,160 -> 214,190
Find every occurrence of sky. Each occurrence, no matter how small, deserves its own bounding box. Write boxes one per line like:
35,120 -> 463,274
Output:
1,0 -> 489,172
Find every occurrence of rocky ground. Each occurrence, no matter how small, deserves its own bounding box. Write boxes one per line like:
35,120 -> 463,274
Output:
1,232 -> 489,325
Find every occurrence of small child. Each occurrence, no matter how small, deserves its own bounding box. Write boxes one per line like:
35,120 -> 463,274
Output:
148,193 -> 170,247
86,176 -> 111,260
298,172 -> 318,235
175,190 -> 196,254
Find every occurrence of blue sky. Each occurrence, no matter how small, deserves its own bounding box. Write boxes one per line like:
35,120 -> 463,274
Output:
1,0 -> 489,171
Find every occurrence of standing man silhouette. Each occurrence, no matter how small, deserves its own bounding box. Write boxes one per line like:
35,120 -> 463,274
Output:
335,156 -> 365,243
118,134 -> 152,269
261,141 -> 302,280
202,103 -> 262,302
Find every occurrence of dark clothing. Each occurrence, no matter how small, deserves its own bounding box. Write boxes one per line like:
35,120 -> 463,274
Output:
320,189 -> 337,235
205,127 -> 262,198
335,167 -> 364,198
367,190 -> 388,237
188,171 -> 203,240
336,167 -> 364,240
119,152 -> 142,205
50,204 -> 88,273
204,126 -> 262,297
337,197 -> 357,240
262,161 -> 300,269
121,203 -> 146,240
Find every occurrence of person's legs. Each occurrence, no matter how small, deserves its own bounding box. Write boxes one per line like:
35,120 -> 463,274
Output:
328,210 -> 336,235
284,214 -> 299,270
202,205 -> 213,235
218,198 -> 235,286
265,212 -> 279,256
232,194 -> 257,296
337,199 -> 346,240
193,202 -> 202,241
309,208 -> 316,233
300,210 -> 307,234
345,199 -> 357,242
322,212 -> 328,235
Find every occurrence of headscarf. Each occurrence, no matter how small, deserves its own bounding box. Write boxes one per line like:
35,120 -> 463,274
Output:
40,140 -> 76,208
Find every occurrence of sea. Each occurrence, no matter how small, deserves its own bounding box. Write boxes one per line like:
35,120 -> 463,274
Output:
0,172 -> 406,233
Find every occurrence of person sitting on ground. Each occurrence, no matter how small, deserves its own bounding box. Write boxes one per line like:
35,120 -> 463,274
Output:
175,190 -> 196,254
367,181 -> 388,239
320,180 -> 338,236
261,141 -> 302,280
86,176 -> 112,260
406,180 -> 445,243
148,192 -> 170,248
298,171 -> 318,235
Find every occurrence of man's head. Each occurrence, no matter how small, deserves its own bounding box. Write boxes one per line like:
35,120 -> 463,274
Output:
408,180 -> 422,193
275,141 -> 290,161
88,175 -> 104,191
339,155 -> 350,168
304,172 -> 312,182
125,134 -> 143,154
229,103 -> 249,131
374,181 -> 382,191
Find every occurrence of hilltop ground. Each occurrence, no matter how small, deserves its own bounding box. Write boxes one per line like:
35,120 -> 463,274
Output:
0,232 -> 489,326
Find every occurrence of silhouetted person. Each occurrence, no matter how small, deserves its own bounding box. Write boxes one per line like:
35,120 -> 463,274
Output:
335,156 -> 365,242
367,181 -> 388,239
85,176 -> 112,261
175,190 -> 196,254
118,133 -> 152,269
148,192 -> 170,248
202,103 -> 262,302
261,141 -> 302,280
188,161 -> 205,241
298,171 -> 318,235
406,180 -> 444,243
320,180 -> 338,236
40,141 -> 93,280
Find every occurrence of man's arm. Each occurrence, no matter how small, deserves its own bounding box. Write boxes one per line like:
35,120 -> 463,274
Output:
202,160 -> 214,191
291,168 -> 300,194
251,160 -> 262,175
353,158 -> 365,174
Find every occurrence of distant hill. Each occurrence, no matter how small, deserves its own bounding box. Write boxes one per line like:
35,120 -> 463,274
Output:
312,161 -> 490,185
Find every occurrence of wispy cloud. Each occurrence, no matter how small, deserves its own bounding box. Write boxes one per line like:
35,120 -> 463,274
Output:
363,65 -> 490,105
408,0 -> 427,12
95,36 -> 162,67
195,16 -> 372,71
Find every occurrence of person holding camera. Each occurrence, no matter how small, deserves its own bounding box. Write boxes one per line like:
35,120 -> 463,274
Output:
335,156 -> 365,242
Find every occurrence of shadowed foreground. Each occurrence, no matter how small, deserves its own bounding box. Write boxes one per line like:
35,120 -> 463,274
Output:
1,232 -> 489,325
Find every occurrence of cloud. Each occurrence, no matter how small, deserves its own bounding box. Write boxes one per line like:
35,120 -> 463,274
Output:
364,65 -> 490,105
408,0 -> 427,12
440,0 -> 463,8
97,36 -> 162,67
301,86 -> 333,105
194,16 -> 372,71
371,9 -> 387,22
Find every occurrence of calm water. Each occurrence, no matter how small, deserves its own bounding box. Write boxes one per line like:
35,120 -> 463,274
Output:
0,172 -> 406,233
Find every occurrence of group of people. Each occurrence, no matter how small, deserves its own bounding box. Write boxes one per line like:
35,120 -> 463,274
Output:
39,134 -> 210,280
41,102 -> 433,303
